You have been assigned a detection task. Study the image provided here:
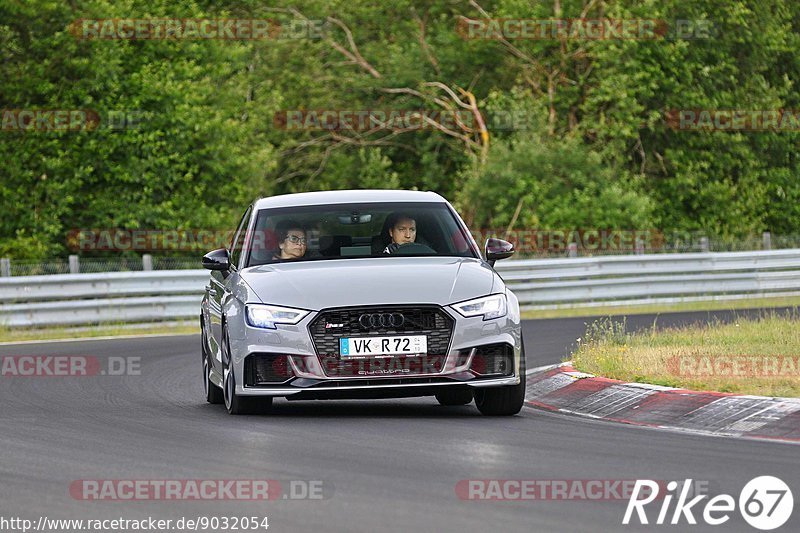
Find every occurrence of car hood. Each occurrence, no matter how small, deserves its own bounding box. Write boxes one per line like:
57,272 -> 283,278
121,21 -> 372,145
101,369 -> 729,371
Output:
240,257 -> 497,310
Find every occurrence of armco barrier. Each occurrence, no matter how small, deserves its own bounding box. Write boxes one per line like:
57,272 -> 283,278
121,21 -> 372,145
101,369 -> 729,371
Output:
494,249 -> 800,309
1,250 -> 800,327
0,271 -> 208,327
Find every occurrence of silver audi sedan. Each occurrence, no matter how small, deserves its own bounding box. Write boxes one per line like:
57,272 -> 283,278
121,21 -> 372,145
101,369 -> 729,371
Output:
200,190 -> 525,415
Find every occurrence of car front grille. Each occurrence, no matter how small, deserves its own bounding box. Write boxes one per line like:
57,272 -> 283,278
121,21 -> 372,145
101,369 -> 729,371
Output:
308,305 -> 454,377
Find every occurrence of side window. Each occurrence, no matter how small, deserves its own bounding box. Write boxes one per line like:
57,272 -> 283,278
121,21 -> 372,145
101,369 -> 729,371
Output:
228,206 -> 252,269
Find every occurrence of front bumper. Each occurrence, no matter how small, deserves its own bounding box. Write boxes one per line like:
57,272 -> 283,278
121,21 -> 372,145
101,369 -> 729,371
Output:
237,375 -> 519,400
226,301 -> 522,398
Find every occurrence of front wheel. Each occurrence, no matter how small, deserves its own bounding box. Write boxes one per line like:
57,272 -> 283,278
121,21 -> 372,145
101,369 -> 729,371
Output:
223,363 -> 273,415
204,356 -> 224,404
474,343 -> 526,416
221,325 -> 271,415
202,323 -> 223,404
223,365 -> 245,414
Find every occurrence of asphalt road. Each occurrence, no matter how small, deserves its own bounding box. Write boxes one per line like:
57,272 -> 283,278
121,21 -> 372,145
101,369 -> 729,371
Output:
1,309 -> 798,532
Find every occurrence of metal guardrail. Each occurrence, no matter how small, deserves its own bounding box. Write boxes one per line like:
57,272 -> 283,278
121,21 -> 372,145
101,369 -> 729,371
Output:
0,271 -> 208,327
1,250 -> 800,327
495,249 -> 800,309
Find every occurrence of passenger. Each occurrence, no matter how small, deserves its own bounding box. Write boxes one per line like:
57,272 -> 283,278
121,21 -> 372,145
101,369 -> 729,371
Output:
383,213 -> 417,254
273,221 -> 307,261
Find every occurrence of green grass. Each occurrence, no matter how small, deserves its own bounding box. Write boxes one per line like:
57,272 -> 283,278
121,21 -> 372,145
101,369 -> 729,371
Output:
521,295 -> 800,319
0,321 -> 199,343
571,310 -> 800,397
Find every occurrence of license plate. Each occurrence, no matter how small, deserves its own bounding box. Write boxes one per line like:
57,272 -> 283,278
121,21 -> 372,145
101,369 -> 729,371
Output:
339,335 -> 427,357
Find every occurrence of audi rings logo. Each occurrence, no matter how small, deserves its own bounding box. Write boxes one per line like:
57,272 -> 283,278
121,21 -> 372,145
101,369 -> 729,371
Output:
358,313 -> 405,329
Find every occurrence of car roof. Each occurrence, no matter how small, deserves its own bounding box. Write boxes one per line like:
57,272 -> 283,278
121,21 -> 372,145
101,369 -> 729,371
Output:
253,189 -> 446,210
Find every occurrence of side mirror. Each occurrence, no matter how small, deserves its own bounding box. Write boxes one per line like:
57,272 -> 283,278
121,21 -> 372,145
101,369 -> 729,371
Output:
485,238 -> 515,266
202,248 -> 230,271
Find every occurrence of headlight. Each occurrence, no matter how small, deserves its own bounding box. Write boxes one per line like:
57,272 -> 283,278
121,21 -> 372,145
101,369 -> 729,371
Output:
451,294 -> 507,321
245,304 -> 310,329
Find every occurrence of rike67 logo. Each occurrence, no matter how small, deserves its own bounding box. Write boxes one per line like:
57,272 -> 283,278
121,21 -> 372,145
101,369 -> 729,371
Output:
623,476 -> 793,530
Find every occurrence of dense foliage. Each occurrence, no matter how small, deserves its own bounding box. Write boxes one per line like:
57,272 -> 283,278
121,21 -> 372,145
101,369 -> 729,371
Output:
1,0 -> 799,259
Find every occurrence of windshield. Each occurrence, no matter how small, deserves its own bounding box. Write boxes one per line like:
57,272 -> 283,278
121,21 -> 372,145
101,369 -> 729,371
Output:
245,202 -> 478,266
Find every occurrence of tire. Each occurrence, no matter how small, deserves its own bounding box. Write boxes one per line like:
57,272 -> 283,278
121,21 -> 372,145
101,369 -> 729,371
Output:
435,389 -> 473,406
204,356 -> 224,404
222,325 -> 272,415
474,341 -> 526,416
202,323 -> 223,404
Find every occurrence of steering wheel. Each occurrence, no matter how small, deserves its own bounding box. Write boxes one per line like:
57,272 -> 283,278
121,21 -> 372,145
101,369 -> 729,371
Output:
390,242 -> 436,255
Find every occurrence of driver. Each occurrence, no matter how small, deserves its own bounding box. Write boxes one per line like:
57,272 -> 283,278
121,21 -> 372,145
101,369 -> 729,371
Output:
273,221 -> 307,261
383,213 -> 417,254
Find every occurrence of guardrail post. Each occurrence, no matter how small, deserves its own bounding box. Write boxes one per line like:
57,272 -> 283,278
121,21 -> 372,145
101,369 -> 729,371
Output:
699,237 -> 709,253
68,255 -> 80,274
567,242 -> 578,258
0,258 -> 10,277
762,232 -> 771,250
142,254 -> 153,271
